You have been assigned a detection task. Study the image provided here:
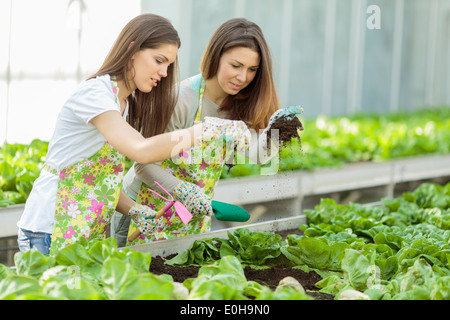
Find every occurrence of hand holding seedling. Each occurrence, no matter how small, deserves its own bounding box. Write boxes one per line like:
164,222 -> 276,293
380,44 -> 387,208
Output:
265,106 -> 304,145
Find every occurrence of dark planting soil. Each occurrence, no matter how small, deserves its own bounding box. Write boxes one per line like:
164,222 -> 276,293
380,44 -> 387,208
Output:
149,229 -> 334,300
267,114 -> 304,145
225,114 -> 304,173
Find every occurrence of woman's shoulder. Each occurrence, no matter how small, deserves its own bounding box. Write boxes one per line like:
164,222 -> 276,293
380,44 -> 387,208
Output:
178,74 -> 202,100
64,74 -> 119,120
180,78 -> 191,88
72,74 -> 113,98
176,82 -> 199,112
184,74 -> 202,92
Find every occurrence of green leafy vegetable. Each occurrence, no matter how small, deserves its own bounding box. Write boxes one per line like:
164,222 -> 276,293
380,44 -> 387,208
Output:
1,181 -> 449,300
299,182 -> 450,299
222,107 -> 450,178
0,237 -> 173,300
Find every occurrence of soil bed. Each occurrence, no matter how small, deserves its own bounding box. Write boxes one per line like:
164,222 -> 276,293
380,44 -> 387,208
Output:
149,228 -> 334,300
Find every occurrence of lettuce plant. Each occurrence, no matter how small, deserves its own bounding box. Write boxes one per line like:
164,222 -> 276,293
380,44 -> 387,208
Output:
0,237 -> 174,300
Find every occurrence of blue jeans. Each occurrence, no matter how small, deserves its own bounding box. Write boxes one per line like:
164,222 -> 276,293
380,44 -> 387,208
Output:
17,228 -> 52,255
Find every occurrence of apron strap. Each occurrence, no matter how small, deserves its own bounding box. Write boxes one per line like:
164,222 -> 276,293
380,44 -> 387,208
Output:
194,77 -> 206,123
43,163 -> 60,175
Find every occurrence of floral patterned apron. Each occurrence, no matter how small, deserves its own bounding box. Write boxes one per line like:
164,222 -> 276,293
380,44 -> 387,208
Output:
127,78 -> 234,245
48,81 -> 125,255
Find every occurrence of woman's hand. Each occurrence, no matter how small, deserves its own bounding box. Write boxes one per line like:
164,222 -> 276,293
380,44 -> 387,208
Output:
127,203 -> 164,236
267,106 -> 303,129
202,117 -> 251,153
172,181 -> 213,216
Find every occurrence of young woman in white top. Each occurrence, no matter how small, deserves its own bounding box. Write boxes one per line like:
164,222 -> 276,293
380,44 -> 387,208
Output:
17,13 -> 250,255
111,18 -> 303,247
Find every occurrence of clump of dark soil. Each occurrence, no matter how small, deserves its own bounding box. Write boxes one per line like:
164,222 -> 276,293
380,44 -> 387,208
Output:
267,114 -> 304,145
225,114 -> 304,173
148,229 -> 334,300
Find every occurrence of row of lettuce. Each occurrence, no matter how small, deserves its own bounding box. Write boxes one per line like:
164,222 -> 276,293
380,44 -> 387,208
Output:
1,107 -> 449,207
1,181 -> 448,300
223,106 -> 450,178
0,229 -> 312,300
162,182 -> 450,300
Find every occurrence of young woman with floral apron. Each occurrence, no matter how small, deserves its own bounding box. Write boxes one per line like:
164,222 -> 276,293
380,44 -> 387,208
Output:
125,78 -> 239,245
112,18 -> 303,247
45,81 -> 126,254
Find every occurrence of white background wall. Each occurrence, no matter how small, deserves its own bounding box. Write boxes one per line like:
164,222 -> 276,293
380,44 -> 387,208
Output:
0,0 -> 141,144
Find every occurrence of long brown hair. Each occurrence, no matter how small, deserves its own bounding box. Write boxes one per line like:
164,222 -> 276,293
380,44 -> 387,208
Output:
200,18 -> 280,131
89,13 -> 181,138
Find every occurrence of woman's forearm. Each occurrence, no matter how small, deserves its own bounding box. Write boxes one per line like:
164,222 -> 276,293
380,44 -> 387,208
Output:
134,162 -> 181,193
133,123 -> 203,164
91,111 -> 202,165
116,189 -> 136,216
